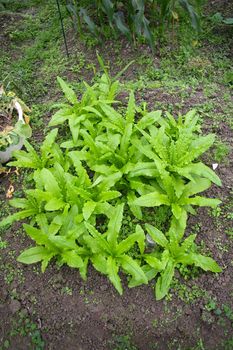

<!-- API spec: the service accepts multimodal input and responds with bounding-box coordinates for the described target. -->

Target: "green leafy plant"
[142,214,221,300]
[84,204,147,294]
[0,68,222,300]
[65,0,203,49]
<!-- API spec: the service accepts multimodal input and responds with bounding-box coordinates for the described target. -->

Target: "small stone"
[9,300,21,314]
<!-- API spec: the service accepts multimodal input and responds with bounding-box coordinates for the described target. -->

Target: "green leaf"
[155,260,175,300]
[126,91,135,123]
[98,190,121,202]
[49,108,73,126]
[9,198,30,209]
[171,204,184,219]
[184,196,221,208]
[106,256,123,295]
[40,129,58,156]
[83,201,97,221]
[79,257,89,280]
[107,203,124,246]
[40,168,61,197]
[23,224,49,246]
[190,253,222,272]
[92,254,108,275]
[134,192,169,207]
[144,256,164,270]
[135,224,145,254]
[177,162,221,186]
[127,191,142,220]
[120,255,148,284]
[168,212,187,241]
[116,232,141,255]
[62,250,84,269]
[17,246,51,264]
[45,198,65,211]
[0,209,38,228]
[57,77,77,104]
[137,111,162,130]
[145,224,168,248]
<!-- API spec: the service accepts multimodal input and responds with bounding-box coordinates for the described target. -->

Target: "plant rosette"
[0,90,31,163]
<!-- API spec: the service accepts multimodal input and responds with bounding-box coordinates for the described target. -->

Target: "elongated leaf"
[106,256,123,295]
[120,255,148,284]
[145,224,168,248]
[23,224,49,246]
[155,260,175,300]
[45,198,65,211]
[62,250,84,269]
[184,196,221,207]
[49,108,73,126]
[0,209,38,228]
[92,254,108,275]
[83,201,97,221]
[177,162,221,186]
[9,198,30,209]
[40,168,61,197]
[107,203,124,246]
[144,256,164,270]
[134,192,169,207]
[57,77,77,104]
[190,253,222,272]
[117,232,140,255]
[171,203,184,220]
[98,190,121,202]
[168,212,187,241]
[17,246,51,264]
[127,191,142,220]
[79,257,89,280]
[137,111,162,130]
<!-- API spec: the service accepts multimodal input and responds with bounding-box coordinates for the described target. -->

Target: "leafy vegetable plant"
[0,69,222,300]
[143,213,221,300]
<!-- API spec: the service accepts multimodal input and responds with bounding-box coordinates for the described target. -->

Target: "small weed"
[110,334,138,350]
[213,141,230,163]
[61,286,73,296]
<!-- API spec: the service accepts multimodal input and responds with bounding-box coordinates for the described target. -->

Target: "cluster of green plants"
[0,62,222,300]
[65,0,203,49]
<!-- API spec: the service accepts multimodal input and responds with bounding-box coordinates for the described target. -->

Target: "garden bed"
[0,1,232,349]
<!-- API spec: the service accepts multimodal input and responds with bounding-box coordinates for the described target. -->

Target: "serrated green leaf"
[106,256,123,295]
[57,77,77,105]
[190,253,222,272]
[62,250,84,269]
[184,196,221,207]
[83,201,97,221]
[91,254,108,275]
[40,168,61,197]
[107,203,124,246]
